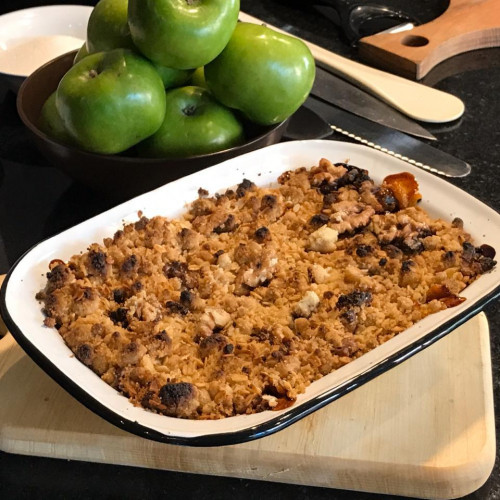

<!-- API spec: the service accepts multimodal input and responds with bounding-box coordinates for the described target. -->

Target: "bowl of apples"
[17,0,315,200]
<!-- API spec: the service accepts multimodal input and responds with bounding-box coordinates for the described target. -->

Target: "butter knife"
[304,96,471,177]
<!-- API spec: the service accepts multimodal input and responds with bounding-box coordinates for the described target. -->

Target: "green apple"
[138,86,244,158]
[87,0,135,53]
[87,0,190,89]
[56,49,166,154]
[153,63,194,90]
[73,43,89,65]
[205,23,315,125]
[39,92,75,145]
[128,0,240,69]
[190,67,208,89]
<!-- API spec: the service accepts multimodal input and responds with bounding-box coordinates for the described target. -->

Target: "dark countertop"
[1,1,499,499]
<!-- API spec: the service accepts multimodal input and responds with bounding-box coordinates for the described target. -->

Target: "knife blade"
[312,66,436,140]
[304,96,471,177]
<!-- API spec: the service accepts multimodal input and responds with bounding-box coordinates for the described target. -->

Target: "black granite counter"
[1,1,499,498]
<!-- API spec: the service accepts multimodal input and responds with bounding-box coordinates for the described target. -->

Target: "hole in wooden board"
[401,35,429,47]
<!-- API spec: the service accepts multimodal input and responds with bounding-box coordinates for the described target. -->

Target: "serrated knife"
[312,66,436,140]
[303,96,471,177]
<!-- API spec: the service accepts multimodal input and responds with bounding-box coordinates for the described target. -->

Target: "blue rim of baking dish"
[1,245,499,447]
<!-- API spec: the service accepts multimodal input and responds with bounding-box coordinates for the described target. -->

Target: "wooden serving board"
[358,0,500,79]
[0,311,495,499]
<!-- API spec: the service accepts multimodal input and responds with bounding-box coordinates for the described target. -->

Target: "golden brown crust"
[36,159,496,419]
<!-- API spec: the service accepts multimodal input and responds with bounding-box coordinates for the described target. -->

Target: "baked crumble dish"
[36,159,497,419]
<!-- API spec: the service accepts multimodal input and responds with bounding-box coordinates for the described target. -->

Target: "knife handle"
[358,0,500,79]
[238,11,464,123]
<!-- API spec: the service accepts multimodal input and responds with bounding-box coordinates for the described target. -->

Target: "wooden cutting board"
[358,0,500,79]
[0,312,495,499]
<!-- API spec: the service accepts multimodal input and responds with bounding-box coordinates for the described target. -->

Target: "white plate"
[2,140,499,446]
[0,5,91,89]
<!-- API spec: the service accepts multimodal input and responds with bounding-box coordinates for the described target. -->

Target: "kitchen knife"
[312,66,435,140]
[304,96,471,177]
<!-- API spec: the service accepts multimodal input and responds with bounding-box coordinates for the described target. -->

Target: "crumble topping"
[36,158,496,419]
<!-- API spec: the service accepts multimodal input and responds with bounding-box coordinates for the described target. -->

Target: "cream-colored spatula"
[239,12,465,123]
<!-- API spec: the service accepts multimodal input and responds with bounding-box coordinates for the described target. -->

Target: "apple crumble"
[36,159,496,419]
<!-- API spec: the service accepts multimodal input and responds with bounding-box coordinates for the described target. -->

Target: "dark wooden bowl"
[17,51,289,200]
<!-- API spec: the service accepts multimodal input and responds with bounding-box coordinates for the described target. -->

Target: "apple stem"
[88,69,98,79]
